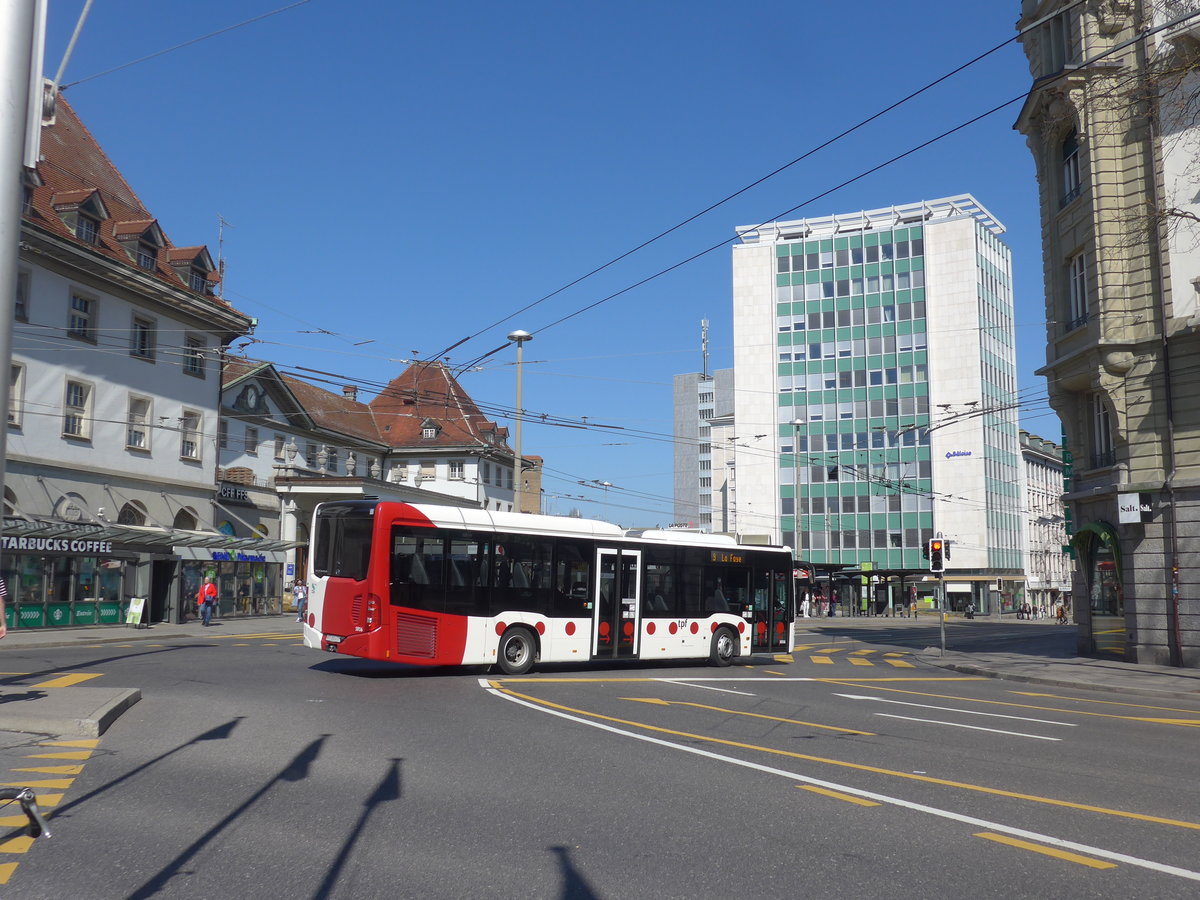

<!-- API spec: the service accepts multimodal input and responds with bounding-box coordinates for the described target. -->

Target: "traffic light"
[928,539,945,573]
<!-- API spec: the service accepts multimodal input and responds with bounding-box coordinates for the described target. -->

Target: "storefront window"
[1089,548,1122,616]
[1,553,128,628]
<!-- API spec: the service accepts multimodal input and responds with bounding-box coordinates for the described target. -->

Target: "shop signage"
[1117,492,1152,524]
[2,536,114,554]
[944,450,973,459]
[212,550,267,562]
[216,484,252,504]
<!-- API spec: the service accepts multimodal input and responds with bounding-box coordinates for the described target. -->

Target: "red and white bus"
[302,500,795,674]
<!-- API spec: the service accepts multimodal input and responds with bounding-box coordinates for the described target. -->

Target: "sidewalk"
[800,615,1200,703]
[0,615,301,736]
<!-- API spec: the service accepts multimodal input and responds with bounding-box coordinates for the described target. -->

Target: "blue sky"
[45,0,1055,527]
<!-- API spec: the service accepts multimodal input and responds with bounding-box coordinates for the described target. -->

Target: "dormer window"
[77,214,99,245]
[137,241,157,271]
[168,246,218,295]
[113,219,165,271]
[422,427,437,439]
[52,189,108,246]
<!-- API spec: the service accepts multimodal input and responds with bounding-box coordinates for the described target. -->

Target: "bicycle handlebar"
[0,787,52,839]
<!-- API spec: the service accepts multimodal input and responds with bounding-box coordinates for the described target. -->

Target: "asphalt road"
[1,628,1197,899]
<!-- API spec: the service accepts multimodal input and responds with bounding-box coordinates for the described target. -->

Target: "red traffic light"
[930,540,943,551]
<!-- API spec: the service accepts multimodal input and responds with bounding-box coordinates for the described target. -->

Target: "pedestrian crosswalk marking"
[38,739,99,749]
[0,778,74,790]
[25,751,92,761]
[811,656,834,664]
[887,659,916,668]
[850,649,876,656]
[849,658,873,667]
[0,836,36,855]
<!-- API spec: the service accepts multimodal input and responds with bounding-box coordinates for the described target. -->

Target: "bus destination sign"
[710,550,745,564]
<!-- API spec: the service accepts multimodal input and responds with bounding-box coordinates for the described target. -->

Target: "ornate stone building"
[1015,0,1200,665]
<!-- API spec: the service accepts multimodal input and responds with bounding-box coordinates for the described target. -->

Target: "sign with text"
[1117,492,1152,524]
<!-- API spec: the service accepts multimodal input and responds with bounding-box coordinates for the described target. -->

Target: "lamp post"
[507,330,533,513]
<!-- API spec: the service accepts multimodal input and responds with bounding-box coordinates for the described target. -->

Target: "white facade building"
[732,195,1024,611]
[1020,430,1072,612]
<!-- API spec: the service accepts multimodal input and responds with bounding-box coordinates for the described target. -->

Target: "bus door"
[593,548,641,660]
[751,568,792,653]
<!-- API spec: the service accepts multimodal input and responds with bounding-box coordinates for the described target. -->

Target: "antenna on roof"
[217,214,234,298]
[701,318,709,379]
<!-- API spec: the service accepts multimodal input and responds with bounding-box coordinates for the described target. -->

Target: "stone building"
[1015,0,1200,664]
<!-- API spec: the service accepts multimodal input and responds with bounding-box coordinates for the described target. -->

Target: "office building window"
[63,380,93,439]
[127,395,151,450]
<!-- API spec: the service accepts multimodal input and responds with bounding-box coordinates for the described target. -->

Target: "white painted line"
[487,688,1200,883]
[833,693,1077,727]
[871,713,1062,742]
[663,680,756,696]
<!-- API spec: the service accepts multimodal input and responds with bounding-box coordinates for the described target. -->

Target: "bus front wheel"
[710,627,736,667]
[497,627,537,676]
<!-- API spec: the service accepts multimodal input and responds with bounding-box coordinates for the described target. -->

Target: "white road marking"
[488,687,1200,883]
[834,693,1077,727]
[871,712,1062,741]
[662,680,756,696]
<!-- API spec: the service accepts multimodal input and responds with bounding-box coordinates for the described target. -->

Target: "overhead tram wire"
[455,0,1092,351]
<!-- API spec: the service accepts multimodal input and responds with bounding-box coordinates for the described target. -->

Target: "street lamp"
[507,329,533,513]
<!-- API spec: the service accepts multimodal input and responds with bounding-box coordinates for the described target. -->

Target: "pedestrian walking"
[293,581,308,623]
[198,577,217,627]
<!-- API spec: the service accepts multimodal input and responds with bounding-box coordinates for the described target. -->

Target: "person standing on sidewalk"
[198,577,217,627]
[293,581,307,623]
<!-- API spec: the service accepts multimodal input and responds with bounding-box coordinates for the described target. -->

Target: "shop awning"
[2,516,302,553]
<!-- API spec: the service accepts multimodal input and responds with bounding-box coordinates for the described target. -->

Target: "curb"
[922,658,1200,703]
[0,687,142,738]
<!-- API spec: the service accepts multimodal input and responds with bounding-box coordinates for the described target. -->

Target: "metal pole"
[939,571,946,655]
[0,1,38,637]
[507,330,532,513]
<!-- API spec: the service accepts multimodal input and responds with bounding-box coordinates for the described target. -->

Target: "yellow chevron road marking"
[40,739,99,748]
[27,673,102,689]
[811,656,834,664]
[849,658,874,667]
[975,832,1116,869]
[12,765,82,776]
[0,861,18,884]
[0,836,35,854]
[800,785,881,807]
[887,659,915,668]
[26,751,92,761]
[0,779,74,790]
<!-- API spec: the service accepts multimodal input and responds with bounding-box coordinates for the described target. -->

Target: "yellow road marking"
[815,647,846,654]
[621,697,873,735]
[887,659,915,668]
[764,670,789,676]
[850,649,876,656]
[975,832,1116,869]
[499,687,1200,832]
[0,816,37,828]
[233,643,250,646]
[26,751,92,761]
[849,658,873,667]
[12,765,82,775]
[0,779,73,790]
[27,673,102,689]
[30,794,62,808]
[40,739,98,748]
[811,656,834,665]
[1010,691,1200,715]
[774,655,795,663]
[0,861,18,884]
[884,652,906,657]
[801,785,881,807]
[0,836,35,854]
[821,680,1200,727]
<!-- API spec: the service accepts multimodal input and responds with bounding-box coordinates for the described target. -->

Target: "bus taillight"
[365,593,380,628]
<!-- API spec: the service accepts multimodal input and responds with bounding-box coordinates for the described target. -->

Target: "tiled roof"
[24,96,233,307]
[370,362,511,452]
[281,374,382,443]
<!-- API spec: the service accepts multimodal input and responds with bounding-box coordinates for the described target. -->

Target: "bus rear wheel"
[497,627,536,676]
[710,627,736,667]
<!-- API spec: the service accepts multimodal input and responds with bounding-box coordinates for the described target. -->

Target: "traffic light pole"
[939,570,946,656]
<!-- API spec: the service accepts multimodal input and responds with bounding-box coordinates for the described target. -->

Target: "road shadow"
[549,845,601,900]
[310,759,403,900]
